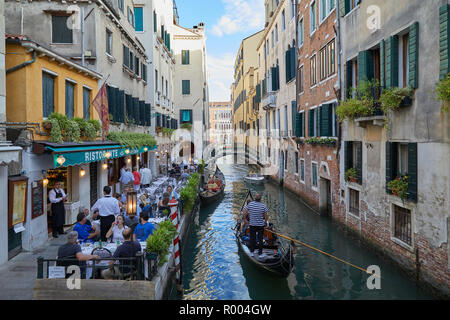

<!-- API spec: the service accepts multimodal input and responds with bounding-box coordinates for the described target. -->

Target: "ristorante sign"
[52,145,155,168]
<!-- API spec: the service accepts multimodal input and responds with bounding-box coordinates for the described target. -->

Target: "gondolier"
[49,181,67,238]
[243,193,268,258]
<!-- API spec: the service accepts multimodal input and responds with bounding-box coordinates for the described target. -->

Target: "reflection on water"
[175,159,431,300]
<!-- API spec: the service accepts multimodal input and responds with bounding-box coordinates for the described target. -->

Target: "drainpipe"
[335,0,343,161]
[6,50,36,74]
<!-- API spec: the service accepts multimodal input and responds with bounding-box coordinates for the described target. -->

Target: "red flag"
[92,83,110,142]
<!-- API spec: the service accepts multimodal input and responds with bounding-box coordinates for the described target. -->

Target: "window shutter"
[380,40,386,88]
[295,113,302,137]
[290,47,296,82]
[385,35,399,89]
[308,109,315,137]
[407,143,418,202]
[291,101,297,136]
[276,65,280,90]
[145,103,151,126]
[356,141,363,184]
[339,0,350,17]
[139,101,145,126]
[125,94,132,123]
[285,49,291,83]
[440,5,450,80]
[153,11,157,32]
[345,61,353,98]
[357,50,374,83]
[385,142,398,193]
[409,22,419,89]
[271,67,277,91]
[344,141,352,173]
[109,87,117,122]
[320,104,332,137]
[117,90,125,123]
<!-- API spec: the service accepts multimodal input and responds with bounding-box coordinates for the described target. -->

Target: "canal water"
[171,160,432,300]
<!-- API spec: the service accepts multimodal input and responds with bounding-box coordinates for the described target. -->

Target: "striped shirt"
[247,201,267,227]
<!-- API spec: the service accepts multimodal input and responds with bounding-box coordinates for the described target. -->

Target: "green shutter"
[291,101,297,135]
[153,11,157,32]
[345,61,353,98]
[356,141,362,184]
[380,40,386,88]
[357,50,374,83]
[385,142,398,193]
[319,104,332,137]
[409,22,419,89]
[285,49,291,83]
[439,5,450,80]
[271,67,277,91]
[407,143,418,202]
[290,47,296,82]
[295,113,302,137]
[308,109,315,137]
[339,0,351,17]
[385,35,399,89]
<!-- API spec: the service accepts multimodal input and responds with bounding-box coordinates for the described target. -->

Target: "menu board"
[32,181,44,219]
[8,176,28,228]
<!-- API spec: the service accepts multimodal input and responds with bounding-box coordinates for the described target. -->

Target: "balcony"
[262,92,277,110]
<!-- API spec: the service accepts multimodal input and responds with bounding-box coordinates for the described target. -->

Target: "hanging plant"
[379,86,414,113]
[107,131,156,149]
[180,123,192,131]
[47,112,69,132]
[64,119,81,143]
[337,80,379,121]
[435,74,450,113]
[48,119,63,143]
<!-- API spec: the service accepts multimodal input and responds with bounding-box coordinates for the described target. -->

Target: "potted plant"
[387,176,409,201]
[379,86,414,113]
[435,73,450,113]
[337,80,380,121]
[345,168,358,183]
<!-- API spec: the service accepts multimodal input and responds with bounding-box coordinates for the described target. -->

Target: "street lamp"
[127,191,137,216]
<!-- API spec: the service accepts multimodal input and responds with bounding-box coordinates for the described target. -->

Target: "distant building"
[209,102,233,156]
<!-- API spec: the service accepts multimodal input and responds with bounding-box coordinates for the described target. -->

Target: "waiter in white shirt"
[139,164,152,188]
[90,185,120,241]
[49,181,67,238]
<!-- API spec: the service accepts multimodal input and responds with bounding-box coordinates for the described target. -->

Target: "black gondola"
[199,166,225,205]
[235,190,295,277]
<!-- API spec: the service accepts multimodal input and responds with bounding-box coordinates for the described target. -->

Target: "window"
[399,33,410,88]
[127,6,134,27]
[291,0,295,19]
[310,54,317,86]
[271,30,274,48]
[393,205,412,246]
[182,80,191,95]
[300,159,305,182]
[153,11,157,32]
[312,162,318,188]
[118,0,124,12]
[319,39,336,81]
[52,15,73,43]
[285,151,288,170]
[83,87,91,120]
[294,152,299,174]
[398,143,409,176]
[299,65,304,93]
[349,188,360,216]
[182,50,190,65]
[142,63,147,82]
[155,69,158,92]
[345,141,362,184]
[135,57,140,75]
[320,0,335,22]
[134,7,143,32]
[42,72,55,118]
[106,29,113,55]
[129,51,134,71]
[275,24,278,43]
[310,1,317,34]
[65,81,75,119]
[123,45,130,67]
[298,18,304,47]
[282,10,286,30]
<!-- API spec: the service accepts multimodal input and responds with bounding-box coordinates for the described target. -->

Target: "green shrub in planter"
[344,168,357,182]
[146,219,178,266]
[436,74,450,113]
[380,87,414,113]
[64,119,81,143]
[387,176,409,201]
[336,98,373,121]
[180,123,192,131]
[48,119,63,143]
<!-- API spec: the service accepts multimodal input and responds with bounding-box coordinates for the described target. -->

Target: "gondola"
[199,166,225,205]
[235,190,295,277]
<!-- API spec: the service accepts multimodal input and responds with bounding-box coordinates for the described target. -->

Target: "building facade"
[338,0,450,296]
[172,22,209,162]
[289,0,340,216]
[209,101,233,155]
[232,30,264,164]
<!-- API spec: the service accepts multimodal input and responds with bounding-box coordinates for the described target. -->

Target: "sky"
[175,0,265,102]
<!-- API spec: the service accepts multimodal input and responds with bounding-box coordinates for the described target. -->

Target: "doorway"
[319,178,332,217]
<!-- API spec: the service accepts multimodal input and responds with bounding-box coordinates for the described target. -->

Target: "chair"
[91,247,112,258]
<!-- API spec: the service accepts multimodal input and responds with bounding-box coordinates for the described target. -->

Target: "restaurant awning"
[33,141,157,168]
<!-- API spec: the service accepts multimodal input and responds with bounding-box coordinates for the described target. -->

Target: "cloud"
[211,0,265,37]
[207,52,235,101]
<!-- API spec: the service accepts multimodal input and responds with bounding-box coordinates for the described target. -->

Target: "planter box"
[399,97,413,108]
